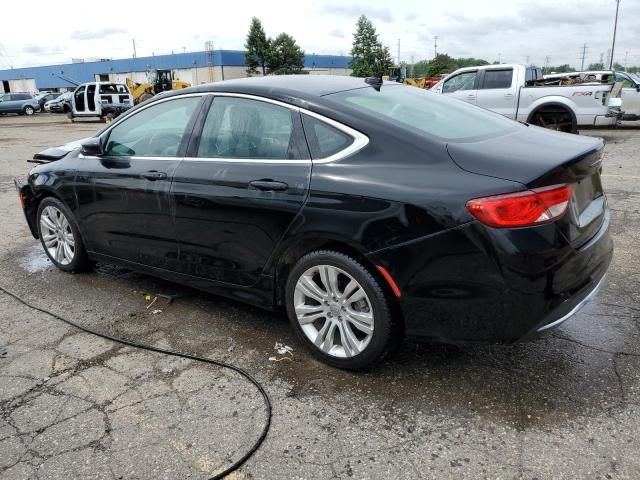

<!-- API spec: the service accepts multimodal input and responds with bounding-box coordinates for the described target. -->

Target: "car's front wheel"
[37,197,90,272]
[285,250,400,370]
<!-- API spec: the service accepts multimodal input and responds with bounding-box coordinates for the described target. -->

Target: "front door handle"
[142,171,167,181]
[249,179,289,192]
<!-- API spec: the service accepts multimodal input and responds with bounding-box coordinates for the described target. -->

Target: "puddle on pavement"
[19,243,53,273]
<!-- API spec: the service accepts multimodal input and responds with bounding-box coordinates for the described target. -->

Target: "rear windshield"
[329,85,518,141]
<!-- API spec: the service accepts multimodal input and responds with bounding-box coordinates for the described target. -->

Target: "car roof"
[166,75,387,107]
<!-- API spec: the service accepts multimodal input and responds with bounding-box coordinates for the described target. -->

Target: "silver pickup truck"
[431,64,620,132]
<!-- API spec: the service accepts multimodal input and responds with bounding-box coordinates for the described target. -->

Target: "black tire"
[36,197,91,272]
[285,250,401,370]
[528,106,576,133]
[23,105,35,116]
[138,92,154,103]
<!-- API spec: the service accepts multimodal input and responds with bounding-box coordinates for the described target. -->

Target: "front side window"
[443,71,477,93]
[330,85,518,141]
[481,69,513,89]
[198,97,295,159]
[104,97,201,157]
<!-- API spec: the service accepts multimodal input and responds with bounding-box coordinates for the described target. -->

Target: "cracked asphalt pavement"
[1,115,639,479]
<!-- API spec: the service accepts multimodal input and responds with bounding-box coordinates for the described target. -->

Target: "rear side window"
[198,97,296,159]
[330,85,518,141]
[302,115,353,159]
[16,94,31,100]
[481,69,513,89]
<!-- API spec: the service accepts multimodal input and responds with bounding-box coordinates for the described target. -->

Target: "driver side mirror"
[81,137,104,156]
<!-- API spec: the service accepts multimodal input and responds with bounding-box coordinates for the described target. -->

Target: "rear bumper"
[368,211,613,344]
[593,114,618,127]
[534,273,606,334]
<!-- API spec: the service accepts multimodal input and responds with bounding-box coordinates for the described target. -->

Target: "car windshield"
[329,84,518,141]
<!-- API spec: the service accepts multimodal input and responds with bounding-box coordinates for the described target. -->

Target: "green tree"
[267,33,306,75]
[426,53,456,76]
[588,62,605,71]
[245,17,270,76]
[349,15,392,77]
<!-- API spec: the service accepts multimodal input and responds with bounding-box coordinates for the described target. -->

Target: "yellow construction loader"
[126,69,190,104]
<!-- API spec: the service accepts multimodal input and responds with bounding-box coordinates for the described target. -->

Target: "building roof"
[0,50,351,89]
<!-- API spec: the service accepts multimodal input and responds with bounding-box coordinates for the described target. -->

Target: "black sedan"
[15,76,613,369]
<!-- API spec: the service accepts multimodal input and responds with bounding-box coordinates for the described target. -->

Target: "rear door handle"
[504,93,514,98]
[142,171,167,181]
[249,179,289,192]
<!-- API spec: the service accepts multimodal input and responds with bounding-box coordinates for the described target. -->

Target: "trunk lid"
[447,126,606,247]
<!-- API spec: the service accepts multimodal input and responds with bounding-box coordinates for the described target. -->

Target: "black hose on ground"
[0,284,271,480]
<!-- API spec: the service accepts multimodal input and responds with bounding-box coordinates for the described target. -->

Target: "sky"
[1,0,638,70]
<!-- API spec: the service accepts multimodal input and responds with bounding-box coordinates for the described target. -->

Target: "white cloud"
[1,0,637,69]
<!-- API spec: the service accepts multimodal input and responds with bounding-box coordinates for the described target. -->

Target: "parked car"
[545,70,640,121]
[45,92,72,113]
[15,76,613,369]
[35,92,62,111]
[70,82,133,120]
[0,93,40,115]
[431,64,620,132]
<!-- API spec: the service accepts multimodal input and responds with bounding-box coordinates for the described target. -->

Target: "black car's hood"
[33,138,88,162]
[446,125,604,187]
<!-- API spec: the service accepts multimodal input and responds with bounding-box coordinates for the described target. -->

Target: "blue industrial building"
[0,50,352,92]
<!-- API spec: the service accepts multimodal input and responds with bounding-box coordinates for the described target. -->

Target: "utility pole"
[132,39,137,58]
[434,36,438,58]
[544,55,550,73]
[397,38,400,65]
[624,51,628,71]
[525,55,530,64]
[610,0,621,69]
[580,43,587,71]
[498,53,502,64]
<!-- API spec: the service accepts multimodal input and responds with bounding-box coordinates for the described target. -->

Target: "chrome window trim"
[300,110,369,164]
[89,91,369,165]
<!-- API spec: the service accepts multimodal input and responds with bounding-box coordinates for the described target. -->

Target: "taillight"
[466,184,572,228]
[18,191,27,208]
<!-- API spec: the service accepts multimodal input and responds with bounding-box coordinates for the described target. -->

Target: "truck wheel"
[529,106,576,133]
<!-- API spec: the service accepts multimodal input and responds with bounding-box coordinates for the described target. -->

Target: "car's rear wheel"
[23,106,35,116]
[37,197,90,272]
[285,250,400,370]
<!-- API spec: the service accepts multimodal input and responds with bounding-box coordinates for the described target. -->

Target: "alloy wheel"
[294,265,374,358]
[40,206,75,265]
[24,106,34,115]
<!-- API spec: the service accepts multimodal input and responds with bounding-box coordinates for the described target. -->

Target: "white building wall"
[9,78,37,93]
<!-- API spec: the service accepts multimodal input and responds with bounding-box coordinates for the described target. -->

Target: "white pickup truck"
[544,70,640,121]
[431,64,620,132]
